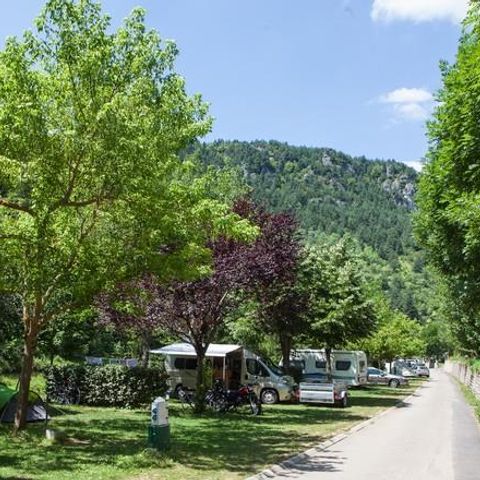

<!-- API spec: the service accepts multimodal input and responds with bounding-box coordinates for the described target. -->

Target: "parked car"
[414,364,430,377]
[367,367,408,388]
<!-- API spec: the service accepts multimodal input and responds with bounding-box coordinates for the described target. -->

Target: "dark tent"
[0,383,48,423]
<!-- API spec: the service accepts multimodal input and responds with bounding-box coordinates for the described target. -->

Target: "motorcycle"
[208,379,262,415]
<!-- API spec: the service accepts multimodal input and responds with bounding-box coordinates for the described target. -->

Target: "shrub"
[45,364,168,408]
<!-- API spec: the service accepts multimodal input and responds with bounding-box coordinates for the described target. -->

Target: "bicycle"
[50,383,81,405]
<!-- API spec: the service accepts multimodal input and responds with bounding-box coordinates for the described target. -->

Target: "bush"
[45,364,168,408]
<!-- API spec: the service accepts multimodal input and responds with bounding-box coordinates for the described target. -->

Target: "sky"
[0,0,469,170]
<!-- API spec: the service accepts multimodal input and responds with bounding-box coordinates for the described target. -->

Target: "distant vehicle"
[288,349,368,387]
[391,360,417,377]
[150,343,296,404]
[414,364,430,377]
[298,380,348,407]
[367,367,409,388]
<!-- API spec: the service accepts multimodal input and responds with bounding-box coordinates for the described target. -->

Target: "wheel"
[173,384,186,399]
[260,388,279,405]
[389,379,400,388]
[249,395,262,415]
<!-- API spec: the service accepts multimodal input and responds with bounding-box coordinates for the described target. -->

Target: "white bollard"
[151,396,168,426]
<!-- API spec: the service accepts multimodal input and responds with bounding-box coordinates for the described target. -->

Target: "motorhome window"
[174,358,185,369]
[185,358,198,370]
[315,360,327,369]
[291,360,305,371]
[336,360,351,371]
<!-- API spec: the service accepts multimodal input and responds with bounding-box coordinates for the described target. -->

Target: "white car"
[415,364,430,377]
[367,367,409,388]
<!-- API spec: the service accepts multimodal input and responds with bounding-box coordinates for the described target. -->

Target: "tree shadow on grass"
[0,408,357,478]
[0,385,417,479]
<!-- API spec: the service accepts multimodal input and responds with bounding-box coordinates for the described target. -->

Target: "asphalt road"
[267,369,480,480]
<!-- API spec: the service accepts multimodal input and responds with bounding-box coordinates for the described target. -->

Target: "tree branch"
[0,198,33,215]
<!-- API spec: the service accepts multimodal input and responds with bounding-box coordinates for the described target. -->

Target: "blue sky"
[0,0,469,169]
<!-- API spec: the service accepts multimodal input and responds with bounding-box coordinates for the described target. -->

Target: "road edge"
[245,384,424,480]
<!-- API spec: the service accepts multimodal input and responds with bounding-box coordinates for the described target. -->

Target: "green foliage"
[422,319,453,359]
[354,301,426,363]
[45,364,168,408]
[0,0,254,428]
[0,295,22,372]
[415,4,480,356]
[299,238,376,350]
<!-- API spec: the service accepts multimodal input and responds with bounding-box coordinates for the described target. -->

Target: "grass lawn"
[0,377,425,480]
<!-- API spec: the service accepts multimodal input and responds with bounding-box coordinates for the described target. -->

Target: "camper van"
[150,343,296,404]
[289,349,368,387]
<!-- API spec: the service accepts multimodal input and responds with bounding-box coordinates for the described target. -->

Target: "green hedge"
[45,364,168,408]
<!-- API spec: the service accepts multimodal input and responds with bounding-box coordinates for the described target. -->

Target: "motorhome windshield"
[263,358,284,376]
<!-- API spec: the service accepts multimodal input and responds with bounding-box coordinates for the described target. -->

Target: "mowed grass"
[0,376,426,480]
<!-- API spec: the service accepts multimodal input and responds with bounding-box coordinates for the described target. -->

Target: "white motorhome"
[289,349,368,387]
[150,343,296,404]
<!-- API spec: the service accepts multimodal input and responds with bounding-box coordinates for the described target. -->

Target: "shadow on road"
[273,452,346,477]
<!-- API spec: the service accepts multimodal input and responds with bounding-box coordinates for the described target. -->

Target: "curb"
[245,386,422,480]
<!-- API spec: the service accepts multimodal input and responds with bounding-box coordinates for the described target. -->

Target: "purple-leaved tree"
[233,199,305,369]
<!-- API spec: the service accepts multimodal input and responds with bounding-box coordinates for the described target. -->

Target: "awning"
[150,343,242,358]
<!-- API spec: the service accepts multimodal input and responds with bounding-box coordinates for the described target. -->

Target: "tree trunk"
[14,311,40,433]
[140,334,151,368]
[194,346,207,413]
[325,346,333,382]
[280,334,292,369]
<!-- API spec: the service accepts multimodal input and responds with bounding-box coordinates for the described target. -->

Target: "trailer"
[298,381,348,407]
[289,349,368,387]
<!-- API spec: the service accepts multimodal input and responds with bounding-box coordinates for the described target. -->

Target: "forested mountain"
[188,140,418,261]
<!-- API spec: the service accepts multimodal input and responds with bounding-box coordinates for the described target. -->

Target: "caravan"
[150,343,296,404]
[289,349,368,387]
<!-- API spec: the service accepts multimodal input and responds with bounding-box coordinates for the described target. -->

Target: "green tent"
[0,383,48,423]
[0,383,16,410]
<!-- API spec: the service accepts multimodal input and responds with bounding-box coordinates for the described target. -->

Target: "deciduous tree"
[415,3,480,355]
[0,0,224,430]
[233,200,305,368]
[299,239,376,379]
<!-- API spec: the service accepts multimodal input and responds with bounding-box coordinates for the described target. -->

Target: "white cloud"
[381,87,432,104]
[371,0,468,24]
[402,160,424,172]
[380,87,433,121]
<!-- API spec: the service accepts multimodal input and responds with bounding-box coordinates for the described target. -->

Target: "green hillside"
[189,140,418,261]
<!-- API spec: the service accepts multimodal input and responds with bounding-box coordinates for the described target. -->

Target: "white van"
[150,343,296,404]
[289,349,368,387]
